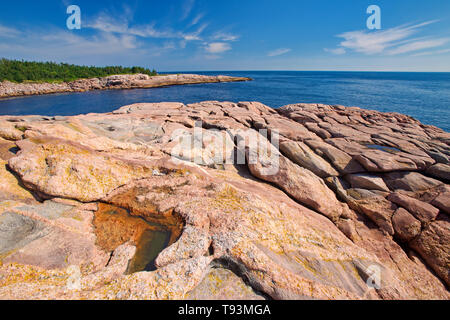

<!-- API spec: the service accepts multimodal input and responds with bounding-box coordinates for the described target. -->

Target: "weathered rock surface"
[432,192,450,215]
[427,163,450,181]
[392,208,422,242]
[0,101,449,300]
[0,74,252,99]
[383,172,443,192]
[279,140,339,178]
[410,217,450,286]
[387,193,440,224]
[346,173,390,192]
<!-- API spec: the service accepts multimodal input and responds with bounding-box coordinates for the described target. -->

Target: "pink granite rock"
[432,192,450,215]
[410,217,450,286]
[388,193,440,224]
[427,163,450,181]
[0,101,449,300]
[392,208,421,242]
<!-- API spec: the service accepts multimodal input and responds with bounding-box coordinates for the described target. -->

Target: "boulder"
[347,196,396,235]
[8,138,159,202]
[410,217,450,286]
[355,151,418,172]
[279,140,339,178]
[0,159,36,203]
[391,208,421,242]
[426,163,450,181]
[0,121,24,141]
[432,192,450,215]
[305,140,365,174]
[388,193,440,224]
[383,172,443,192]
[346,173,390,192]
[232,129,347,222]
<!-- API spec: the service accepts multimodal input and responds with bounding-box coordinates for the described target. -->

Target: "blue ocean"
[0,71,449,132]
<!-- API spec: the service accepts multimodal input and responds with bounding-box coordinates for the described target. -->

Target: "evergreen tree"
[0,58,158,83]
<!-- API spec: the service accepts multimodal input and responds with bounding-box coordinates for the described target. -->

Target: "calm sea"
[0,71,449,132]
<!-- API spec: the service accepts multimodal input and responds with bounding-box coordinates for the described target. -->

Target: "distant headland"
[0,59,251,98]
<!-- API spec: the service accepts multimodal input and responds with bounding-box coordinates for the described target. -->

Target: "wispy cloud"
[189,13,204,27]
[0,24,21,37]
[411,48,450,57]
[204,42,231,54]
[268,48,291,57]
[182,23,208,41]
[324,47,346,55]
[0,28,144,60]
[86,11,207,42]
[181,0,195,21]
[202,31,239,57]
[213,32,239,42]
[0,4,239,64]
[326,20,448,56]
[387,38,449,55]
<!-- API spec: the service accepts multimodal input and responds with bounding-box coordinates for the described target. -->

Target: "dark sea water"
[0,71,449,132]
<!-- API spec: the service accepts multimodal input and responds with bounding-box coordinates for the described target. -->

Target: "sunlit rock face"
[0,101,449,300]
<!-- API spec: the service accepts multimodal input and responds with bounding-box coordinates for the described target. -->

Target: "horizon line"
[160,70,450,73]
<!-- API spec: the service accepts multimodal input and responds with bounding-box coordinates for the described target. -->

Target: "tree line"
[0,58,158,83]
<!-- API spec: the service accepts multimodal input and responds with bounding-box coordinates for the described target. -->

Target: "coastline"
[0,100,449,299]
[0,73,252,99]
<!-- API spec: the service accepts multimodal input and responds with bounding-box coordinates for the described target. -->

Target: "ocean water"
[0,71,449,132]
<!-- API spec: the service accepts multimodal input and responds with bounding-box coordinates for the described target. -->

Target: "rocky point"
[0,73,251,98]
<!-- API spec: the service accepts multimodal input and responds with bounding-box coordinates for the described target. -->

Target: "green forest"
[0,58,158,83]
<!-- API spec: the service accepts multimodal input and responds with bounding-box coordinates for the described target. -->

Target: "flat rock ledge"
[0,73,251,99]
[0,101,449,300]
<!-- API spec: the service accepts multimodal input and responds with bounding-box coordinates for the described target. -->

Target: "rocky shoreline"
[0,101,449,300]
[0,74,251,99]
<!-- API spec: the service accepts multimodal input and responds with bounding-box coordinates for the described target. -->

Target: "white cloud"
[204,54,220,60]
[205,42,231,54]
[7,30,140,55]
[0,24,21,37]
[85,14,129,34]
[87,14,176,39]
[268,48,291,57]
[324,47,346,55]
[189,13,204,27]
[86,11,208,43]
[213,32,239,42]
[326,20,447,56]
[181,0,195,21]
[387,38,449,55]
[0,24,181,64]
[0,5,240,65]
[182,23,208,41]
[412,48,450,57]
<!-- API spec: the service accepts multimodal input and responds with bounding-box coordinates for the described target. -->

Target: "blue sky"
[0,0,449,71]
